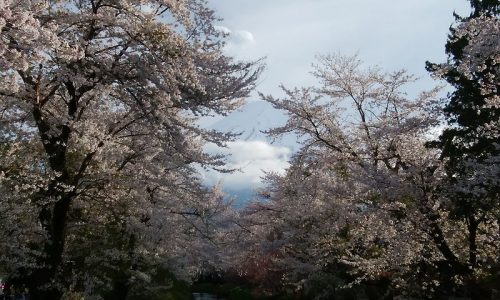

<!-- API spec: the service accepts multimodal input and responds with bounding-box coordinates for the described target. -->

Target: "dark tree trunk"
[418,204,467,275]
[28,193,73,300]
[467,215,478,268]
[29,104,74,300]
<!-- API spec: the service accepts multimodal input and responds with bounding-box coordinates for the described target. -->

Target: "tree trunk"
[28,194,72,300]
[26,91,75,299]
[468,215,478,268]
[419,206,468,275]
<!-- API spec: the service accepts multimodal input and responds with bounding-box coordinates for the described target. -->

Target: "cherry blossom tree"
[0,0,262,299]
[247,53,499,298]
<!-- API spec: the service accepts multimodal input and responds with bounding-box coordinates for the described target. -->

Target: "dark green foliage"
[426,1,499,217]
[423,0,499,295]
[426,1,499,162]
[469,0,499,16]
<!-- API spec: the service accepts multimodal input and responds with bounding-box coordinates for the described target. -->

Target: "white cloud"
[200,140,290,189]
[231,30,255,45]
[214,25,256,56]
[214,25,231,35]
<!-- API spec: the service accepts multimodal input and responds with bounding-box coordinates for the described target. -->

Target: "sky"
[198,0,471,198]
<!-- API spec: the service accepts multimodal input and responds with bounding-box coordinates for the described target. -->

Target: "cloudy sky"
[199,0,470,196]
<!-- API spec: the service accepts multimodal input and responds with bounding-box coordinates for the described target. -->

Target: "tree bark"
[467,215,478,268]
[27,100,74,299]
[419,206,467,275]
[28,189,73,300]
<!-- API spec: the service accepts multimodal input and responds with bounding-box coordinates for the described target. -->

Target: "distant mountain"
[224,187,258,208]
